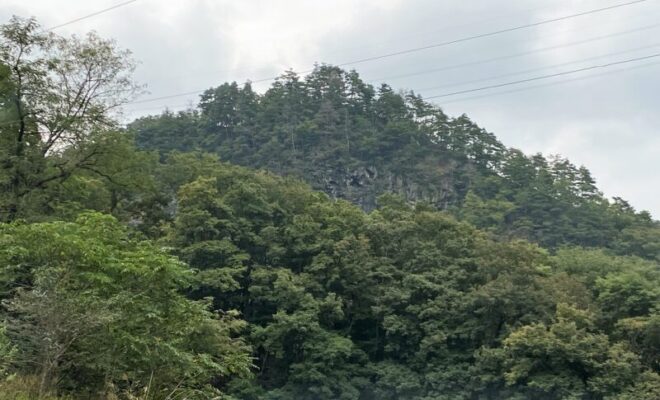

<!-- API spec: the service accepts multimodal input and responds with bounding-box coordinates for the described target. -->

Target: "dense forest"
[131,68,659,258]
[0,17,658,400]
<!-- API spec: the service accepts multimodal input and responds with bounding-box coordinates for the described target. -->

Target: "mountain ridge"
[130,65,659,259]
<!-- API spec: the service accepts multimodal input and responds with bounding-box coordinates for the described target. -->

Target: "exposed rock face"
[306,164,457,211]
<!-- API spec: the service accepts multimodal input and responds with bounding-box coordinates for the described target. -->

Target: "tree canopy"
[0,16,658,400]
[130,66,660,260]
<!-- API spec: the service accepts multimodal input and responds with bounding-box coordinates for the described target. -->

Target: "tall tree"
[0,16,140,221]
[0,213,252,397]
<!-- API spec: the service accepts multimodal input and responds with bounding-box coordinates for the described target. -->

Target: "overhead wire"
[156,0,609,84]
[369,22,660,83]
[147,11,660,90]
[129,52,660,114]
[334,0,648,68]
[127,42,660,114]
[423,53,660,100]
[416,42,660,93]
[0,0,140,128]
[125,0,649,106]
[4,0,655,122]
[0,0,138,126]
[434,60,660,105]
[44,0,138,31]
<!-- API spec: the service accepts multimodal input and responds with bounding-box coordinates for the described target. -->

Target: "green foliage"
[0,324,15,378]
[1,16,658,400]
[0,213,251,398]
[615,314,660,371]
[130,66,659,259]
[0,16,140,222]
[0,376,70,400]
[479,304,645,399]
[155,157,659,399]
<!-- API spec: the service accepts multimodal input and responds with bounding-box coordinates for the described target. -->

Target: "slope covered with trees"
[0,17,658,400]
[131,67,660,259]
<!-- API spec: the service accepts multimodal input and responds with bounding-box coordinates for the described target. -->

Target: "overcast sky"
[2,0,659,217]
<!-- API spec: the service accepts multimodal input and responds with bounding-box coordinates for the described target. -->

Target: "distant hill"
[130,65,659,259]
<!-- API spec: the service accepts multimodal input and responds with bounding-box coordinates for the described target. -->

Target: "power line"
[417,42,660,93]
[334,0,648,68]
[8,0,654,119]
[18,58,660,126]
[157,0,597,84]
[434,60,660,105]
[126,74,289,105]
[127,49,660,117]
[128,89,206,105]
[0,1,140,128]
[424,53,660,100]
[12,51,660,127]
[129,41,660,112]
[126,0,648,106]
[132,59,660,114]
[44,0,138,31]
[137,52,660,112]
[369,22,660,83]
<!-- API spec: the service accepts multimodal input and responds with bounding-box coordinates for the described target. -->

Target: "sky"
[2,0,659,217]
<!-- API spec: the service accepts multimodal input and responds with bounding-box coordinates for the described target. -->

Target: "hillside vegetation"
[131,66,659,259]
[0,17,658,399]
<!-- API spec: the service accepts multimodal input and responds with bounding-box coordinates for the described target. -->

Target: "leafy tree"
[0,213,251,397]
[0,17,140,221]
[130,66,659,259]
[0,15,658,400]
[0,324,14,378]
[615,313,660,371]
[479,304,658,399]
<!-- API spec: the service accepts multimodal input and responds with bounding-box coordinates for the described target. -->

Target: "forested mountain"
[0,17,658,400]
[130,66,660,259]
